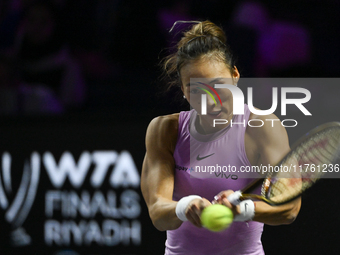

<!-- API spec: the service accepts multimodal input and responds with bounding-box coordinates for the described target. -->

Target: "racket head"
[261,122,340,205]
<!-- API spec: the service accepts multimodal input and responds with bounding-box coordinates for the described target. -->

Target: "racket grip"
[227,191,242,205]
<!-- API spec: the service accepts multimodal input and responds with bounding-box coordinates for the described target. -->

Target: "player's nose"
[207,95,221,111]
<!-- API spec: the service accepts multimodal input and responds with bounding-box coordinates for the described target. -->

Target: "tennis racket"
[225,122,340,206]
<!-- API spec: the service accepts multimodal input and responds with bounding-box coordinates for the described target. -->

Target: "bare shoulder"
[146,113,180,152]
[246,113,290,165]
[148,113,179,130]
[246,113,288,143]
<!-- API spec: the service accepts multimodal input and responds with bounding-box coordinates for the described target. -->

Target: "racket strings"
[296,132,338,168]
[266,125,340,204]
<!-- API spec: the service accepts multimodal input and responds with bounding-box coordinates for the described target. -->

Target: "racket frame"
[236,122,340,206]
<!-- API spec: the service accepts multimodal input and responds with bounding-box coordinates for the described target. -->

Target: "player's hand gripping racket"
[225,122,340,206]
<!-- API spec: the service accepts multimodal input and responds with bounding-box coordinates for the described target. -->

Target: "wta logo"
[0,152,40,246]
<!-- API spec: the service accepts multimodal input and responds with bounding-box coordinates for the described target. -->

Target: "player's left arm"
[216,114,301,225]
[247,113,301,225]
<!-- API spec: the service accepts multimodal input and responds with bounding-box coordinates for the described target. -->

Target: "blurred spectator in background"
[2,1,86,114]
[0,53,63,115]
[257,21,311,76]
[15,1,86,110]
[0,0,338,116]
[231,1,270,35]
[231,1,311,77]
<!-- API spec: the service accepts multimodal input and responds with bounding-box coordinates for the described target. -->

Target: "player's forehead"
[180,59,232,85]
[188,78,235,87]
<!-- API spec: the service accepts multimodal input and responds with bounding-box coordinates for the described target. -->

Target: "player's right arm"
[142,114,211,231]
[141,114,183,231]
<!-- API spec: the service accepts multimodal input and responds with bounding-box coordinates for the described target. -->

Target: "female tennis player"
[141,20,301,255]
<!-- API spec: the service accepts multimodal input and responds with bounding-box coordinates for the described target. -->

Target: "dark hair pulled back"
[162,20,236,89]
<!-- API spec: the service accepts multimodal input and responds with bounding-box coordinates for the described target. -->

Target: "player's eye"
[190,88,200,94]
[190,88,201,94]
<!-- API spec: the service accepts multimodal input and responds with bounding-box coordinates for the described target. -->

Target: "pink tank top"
[166,105,264,255]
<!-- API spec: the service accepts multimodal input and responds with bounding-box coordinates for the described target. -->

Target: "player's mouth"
[207,111,222,117]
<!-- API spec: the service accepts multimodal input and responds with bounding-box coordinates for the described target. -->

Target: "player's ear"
[233,66,240,79]
[232,66,240,85]
[180,82,186,98]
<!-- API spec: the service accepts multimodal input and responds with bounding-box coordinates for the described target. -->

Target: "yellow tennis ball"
[201,204,233,232]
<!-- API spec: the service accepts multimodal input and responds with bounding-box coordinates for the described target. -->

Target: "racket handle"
[227,191,242,205]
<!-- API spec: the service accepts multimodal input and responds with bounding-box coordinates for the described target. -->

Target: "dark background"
[1,0,340,254]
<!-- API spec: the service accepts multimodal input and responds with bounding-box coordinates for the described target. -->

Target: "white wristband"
[233,200,255,222]
[227,190,242,205]
[175,195,202,221]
